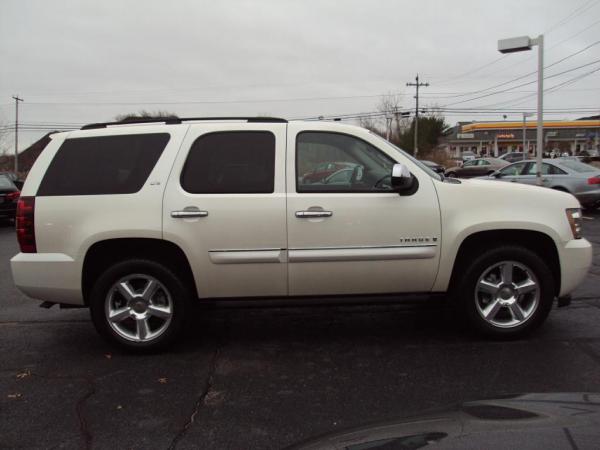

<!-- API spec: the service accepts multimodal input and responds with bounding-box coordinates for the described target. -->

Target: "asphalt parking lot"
[1,212,600,450]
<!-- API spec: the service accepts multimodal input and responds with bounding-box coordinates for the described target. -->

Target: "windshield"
[0,175,15,189]
[369,132,443,181]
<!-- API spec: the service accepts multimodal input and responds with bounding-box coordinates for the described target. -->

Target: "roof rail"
[80,117,288,130]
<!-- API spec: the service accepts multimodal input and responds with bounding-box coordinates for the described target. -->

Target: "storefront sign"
[457,133,474,139]
[497,133,514,139]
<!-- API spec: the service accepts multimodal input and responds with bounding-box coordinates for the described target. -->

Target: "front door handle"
[295,210,333,218]
[171,209,208,218]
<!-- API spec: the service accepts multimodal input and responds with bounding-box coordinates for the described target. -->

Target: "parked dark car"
[0,171,23,190]
[0,174,21,222]
[420,160,445,175]
[445,157,508,178]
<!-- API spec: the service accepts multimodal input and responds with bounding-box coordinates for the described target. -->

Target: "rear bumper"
[558,238,593,297]
[10,253,84,305]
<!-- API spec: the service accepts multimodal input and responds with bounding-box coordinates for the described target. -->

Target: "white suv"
[11,117,592,351]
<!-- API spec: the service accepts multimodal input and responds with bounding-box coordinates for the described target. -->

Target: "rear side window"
[181,131,275,194]
[37,133,170,196]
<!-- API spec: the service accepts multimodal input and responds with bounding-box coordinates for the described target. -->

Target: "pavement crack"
[29,372,96,449]
[167,336,225,450]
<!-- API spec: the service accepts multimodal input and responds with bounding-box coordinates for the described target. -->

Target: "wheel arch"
[448,229,561,296]
[82,238,197,305]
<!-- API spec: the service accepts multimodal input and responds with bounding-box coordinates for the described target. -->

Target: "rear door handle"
[295,210,333,218]
[171,209,208,218]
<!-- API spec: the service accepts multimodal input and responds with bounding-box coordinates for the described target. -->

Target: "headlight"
[566,208,582,239]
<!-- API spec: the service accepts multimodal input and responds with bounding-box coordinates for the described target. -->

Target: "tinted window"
[297,132,395,193]
[38,134,169,196]
[548,164,567,175]
[181,131,275,194]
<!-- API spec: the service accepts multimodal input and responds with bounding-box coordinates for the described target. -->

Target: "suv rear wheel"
[454,246,555,338]
[90,259,189,351]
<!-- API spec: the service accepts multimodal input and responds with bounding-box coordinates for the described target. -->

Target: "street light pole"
[498,34,544,186]
[522,112,533,159]
[534,35,544,186]
[12,95,23,175]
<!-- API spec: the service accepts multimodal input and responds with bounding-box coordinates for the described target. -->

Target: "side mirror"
[391,163,416,194]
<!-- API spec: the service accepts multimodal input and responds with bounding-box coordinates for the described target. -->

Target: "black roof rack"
[80,117,288,130]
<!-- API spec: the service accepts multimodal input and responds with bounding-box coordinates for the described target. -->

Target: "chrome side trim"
[209,248,286,264]
[288,245,436,263]
[171,210,208,218]
[295,210,333,218]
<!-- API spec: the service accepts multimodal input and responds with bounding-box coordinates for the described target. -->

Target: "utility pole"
[12,95,24,174]
[406,74,429,157]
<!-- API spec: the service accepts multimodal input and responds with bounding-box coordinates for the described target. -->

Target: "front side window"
[296,132,395,193]
[499,162,527,176]
[37,133,170,196]
[181,131,275,194]
[478,160,491,166]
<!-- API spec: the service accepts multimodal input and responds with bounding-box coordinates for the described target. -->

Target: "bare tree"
[0,121,12,156]
[114,110,179,122]
[359,93,408,144]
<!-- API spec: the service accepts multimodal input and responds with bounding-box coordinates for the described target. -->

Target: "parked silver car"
[482,158,600,209]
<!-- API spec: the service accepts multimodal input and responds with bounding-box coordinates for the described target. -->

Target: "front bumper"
[10,252,84,305]
[558,238,593,297]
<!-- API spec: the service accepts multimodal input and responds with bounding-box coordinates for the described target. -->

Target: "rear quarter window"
[37,133,170,196]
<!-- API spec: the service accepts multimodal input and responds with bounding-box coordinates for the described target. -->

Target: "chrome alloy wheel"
[105,274,173,343]
[474,261,540,329]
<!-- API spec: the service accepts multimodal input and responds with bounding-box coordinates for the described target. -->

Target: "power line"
[421,39,600,100]
[544,0,600,34]
[439,57,600,107]
[433,0,600,85]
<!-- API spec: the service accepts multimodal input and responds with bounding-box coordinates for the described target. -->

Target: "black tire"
[453,245,555,339]
[90,259,190,352]
[446,172,456,178]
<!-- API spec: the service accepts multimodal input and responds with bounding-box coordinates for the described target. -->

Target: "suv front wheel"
[90,259,189,351]
[455,246,555,338]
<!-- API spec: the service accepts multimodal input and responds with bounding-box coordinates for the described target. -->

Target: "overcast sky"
[1,0,599,151]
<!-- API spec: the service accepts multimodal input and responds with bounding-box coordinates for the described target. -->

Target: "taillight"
[588,176,600,185]
[7,191,20,202]
[16,196,36,253]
